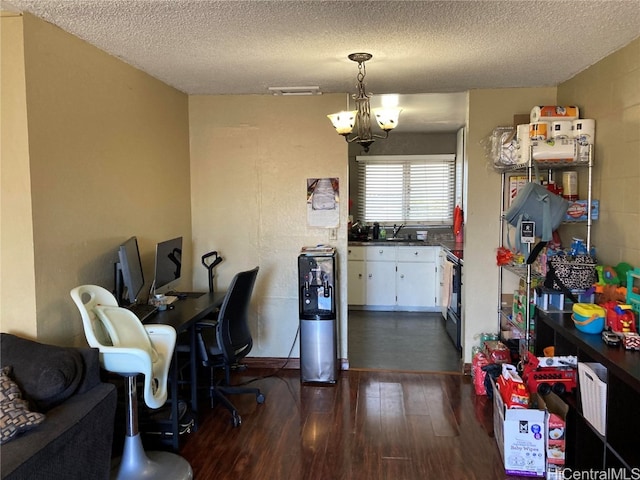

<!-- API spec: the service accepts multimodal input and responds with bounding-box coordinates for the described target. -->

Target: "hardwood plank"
[176,369,535,480]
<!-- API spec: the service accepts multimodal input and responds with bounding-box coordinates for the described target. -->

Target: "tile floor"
[347,310,462,373]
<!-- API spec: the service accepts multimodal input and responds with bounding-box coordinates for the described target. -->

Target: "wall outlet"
[329,229,337,241]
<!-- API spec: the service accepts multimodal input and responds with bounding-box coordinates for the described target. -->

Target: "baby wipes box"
[491,377,546,477]
[503,408,546,476]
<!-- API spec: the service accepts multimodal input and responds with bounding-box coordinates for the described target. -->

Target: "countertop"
[348,240,465,261]
[348,240,439,247]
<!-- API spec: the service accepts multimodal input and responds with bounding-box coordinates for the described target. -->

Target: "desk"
[145,291,225,450]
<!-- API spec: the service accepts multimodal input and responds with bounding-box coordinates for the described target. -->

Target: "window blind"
[356,154,456,225]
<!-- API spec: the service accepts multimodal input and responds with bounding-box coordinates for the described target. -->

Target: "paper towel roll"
[552,121,572,139]
[573,119,595,144]
[574,119,595,162]
[530,105,580,123]
[529,122,551,140]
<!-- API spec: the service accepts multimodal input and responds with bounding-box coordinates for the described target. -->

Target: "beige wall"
[462,38,639,363]
[189,94,349,358]
[464,87,557,363]
[1,15,37,338]
[1,14,192,346]
[558,37,640,267]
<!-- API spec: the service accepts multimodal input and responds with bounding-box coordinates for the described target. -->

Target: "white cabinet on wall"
[347,245,439,311]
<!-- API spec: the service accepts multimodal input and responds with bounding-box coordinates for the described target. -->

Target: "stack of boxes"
[491,371,569,477]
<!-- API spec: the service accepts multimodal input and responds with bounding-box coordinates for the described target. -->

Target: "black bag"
[544,254,597,301]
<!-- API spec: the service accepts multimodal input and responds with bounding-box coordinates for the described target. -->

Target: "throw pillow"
[0,333,84,412]
[0,366,45,445]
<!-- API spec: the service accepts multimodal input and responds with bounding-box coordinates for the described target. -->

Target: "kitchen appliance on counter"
[443,249,463,354]
[298,246,338,383]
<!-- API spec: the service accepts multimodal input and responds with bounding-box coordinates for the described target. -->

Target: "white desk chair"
[70,285,192,480]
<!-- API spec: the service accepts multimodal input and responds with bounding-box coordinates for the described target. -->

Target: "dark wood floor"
[176,368,530,480]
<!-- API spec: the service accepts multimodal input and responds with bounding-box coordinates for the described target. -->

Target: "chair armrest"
[196,319,218,329]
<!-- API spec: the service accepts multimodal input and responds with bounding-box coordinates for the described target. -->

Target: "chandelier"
[327,53,401,152]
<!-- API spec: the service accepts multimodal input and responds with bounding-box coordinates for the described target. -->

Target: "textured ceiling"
[3,0,640,132]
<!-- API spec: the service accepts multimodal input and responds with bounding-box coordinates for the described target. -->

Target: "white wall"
[189,94,349,359]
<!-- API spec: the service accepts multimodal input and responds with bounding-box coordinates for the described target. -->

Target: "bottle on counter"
[372,222,380,240]
[379,226,387,240]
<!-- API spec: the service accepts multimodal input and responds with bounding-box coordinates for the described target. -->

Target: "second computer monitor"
[117,236,145,306]
[154,236,183,293]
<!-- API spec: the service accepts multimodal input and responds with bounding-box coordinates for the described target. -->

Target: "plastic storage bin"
[577,362,607,435]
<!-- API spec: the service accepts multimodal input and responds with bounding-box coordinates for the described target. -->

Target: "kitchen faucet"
[392,224,405,238]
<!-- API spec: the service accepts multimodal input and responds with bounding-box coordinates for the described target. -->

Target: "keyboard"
[127,303,158,321]
[165,291,206,299]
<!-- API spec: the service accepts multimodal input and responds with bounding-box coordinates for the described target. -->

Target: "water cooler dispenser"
[298,246,338,384]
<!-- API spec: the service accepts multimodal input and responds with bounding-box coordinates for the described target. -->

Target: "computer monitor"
[116,236,145,306]
[153,236,182,294]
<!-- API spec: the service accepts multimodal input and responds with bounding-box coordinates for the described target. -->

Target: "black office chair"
[194,266,265,426]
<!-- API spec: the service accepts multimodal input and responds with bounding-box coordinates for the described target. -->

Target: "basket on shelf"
[577,362,607,436]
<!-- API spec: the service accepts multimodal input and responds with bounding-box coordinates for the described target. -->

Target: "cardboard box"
[537,393,568,468]
[491,377,546,477]
[564,199,599,222]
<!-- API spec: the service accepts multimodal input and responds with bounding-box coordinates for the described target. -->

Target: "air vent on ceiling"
[268,86,322,96]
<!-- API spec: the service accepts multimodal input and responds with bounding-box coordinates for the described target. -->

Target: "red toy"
[522,352,577,396]
[601,301,637,333]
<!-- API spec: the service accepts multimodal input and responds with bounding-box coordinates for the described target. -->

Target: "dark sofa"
[0,333,117,480]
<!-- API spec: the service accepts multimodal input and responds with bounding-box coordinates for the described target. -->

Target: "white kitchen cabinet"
[438,248,447,316]
[347,246,365,306]
[397,246,438,309]
[363,245,396,307]
[365,259,396,307]
[347,244,439,311]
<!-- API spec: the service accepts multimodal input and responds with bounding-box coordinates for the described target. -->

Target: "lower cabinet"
[347,245,438,310]
[396,246,437,308]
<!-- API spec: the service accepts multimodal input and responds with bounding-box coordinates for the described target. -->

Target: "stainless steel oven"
[445,250,463,353]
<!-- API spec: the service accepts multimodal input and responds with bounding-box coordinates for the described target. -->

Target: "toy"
[497,363,530,408]
[622,332,640,351]
[596,265,619,285]
[602,330,621,347]
[521,352,577,396]
[627,268,640,320]
[601,302,637,333]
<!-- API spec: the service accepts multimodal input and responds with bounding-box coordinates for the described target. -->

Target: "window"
[356,154,456,225]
